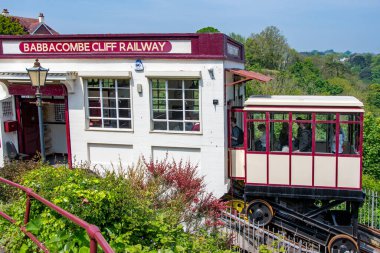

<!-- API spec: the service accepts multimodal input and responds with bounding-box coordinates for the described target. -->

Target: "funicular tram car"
[228,95,364,252]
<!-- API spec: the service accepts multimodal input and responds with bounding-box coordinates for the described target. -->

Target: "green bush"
[0,159,234,253]
[363,113,380,179]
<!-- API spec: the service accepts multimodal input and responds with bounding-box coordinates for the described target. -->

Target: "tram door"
[20,99,40,156]
[228,108,245,179]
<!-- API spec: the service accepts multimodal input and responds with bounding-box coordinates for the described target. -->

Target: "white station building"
[0,33,271,196]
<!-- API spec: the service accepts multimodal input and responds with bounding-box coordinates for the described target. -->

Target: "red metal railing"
[0,176,114,253]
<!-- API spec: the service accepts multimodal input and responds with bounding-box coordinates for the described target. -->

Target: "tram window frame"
[246,112,267,153]
[292,113,313,153]
[269,112,290,153]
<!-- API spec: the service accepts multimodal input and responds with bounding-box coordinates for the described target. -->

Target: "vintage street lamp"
[26,59,49,162]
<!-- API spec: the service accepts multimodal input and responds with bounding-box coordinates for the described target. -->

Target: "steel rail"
[0,176,114,253]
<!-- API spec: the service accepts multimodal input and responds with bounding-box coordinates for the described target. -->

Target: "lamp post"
[27,59,49,162]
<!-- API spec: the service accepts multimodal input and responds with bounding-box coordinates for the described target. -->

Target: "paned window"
[2,101,12,117]
[86,79,132,129]
[151,79,200,132]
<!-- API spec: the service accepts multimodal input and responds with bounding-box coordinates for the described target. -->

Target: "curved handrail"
[0,176,114,253]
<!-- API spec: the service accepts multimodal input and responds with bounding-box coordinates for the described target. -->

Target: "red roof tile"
[10,15,59,35]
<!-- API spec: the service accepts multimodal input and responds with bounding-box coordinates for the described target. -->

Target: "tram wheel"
[327,234,359,253]
[246,199,274,226]
[226,199,246,214]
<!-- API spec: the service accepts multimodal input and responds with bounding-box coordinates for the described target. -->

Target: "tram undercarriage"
[225,180,365,252]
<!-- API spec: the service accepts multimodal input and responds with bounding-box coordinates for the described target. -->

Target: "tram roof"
[244,96,364,108]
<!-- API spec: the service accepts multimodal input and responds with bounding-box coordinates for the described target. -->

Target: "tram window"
[247,121,267,152]
[340,123,361,154]
[340,113,360,122]
[270,122,289,152]
[293,113,312,121]
[292,121,312,153]
[270,112,289,120]
[316,113,334,121]
[315,123,335,153]
[247,112,265,120]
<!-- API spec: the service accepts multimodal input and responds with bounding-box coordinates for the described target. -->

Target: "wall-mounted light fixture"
[208,68,215,80]
[137,83,143,93]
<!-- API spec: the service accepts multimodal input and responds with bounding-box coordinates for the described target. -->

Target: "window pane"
[185,100,198,110]
[119,109,131,118]
[103,108,117,118]
[88,88,100,97]
[316,113,335,121]
[87,79,99,87]
[88,98,101,107]
[102,79,115,88]
[89,108,101,117]
[316,123,334,153]
[168,100,183,110]
[89,119,101,127]
[340,113,360,122]
[151,79,166,89]
[169,110,183,120]
[153,121,167,130]
[184,80,199,89]
[185,122,200,132]
[293,113,312,121]
[247,112,265,120]
[168,80,182,89]
[247,122,266,152]
[119,120,131,129]
[118,89,130,98]
[292,122,312,152]
[152,99,166,110]
[169,122,183,131]
[103,99,116,108]
[269,122,289,152]
[153,110,166,119]
[103,119,117,128]
[185,111,199,120]
[102,89,116,98]
[168,89,182,99]
[340,123,360,154]
[152,89,166,99]
[185,90,199,99]
[270,112,289,120]
[117,79,130,88]
[119,99,131,109]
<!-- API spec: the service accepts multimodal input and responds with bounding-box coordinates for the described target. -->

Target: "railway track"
[221,211,380,253]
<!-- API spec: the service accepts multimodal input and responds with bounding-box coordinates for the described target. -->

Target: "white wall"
[0,58,243,197]
[0,96,18,166]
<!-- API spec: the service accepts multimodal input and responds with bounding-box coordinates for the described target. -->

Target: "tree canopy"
[0,15,27,35]
[196,26,220,33]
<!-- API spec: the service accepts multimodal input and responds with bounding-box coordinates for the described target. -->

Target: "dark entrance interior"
[10,84,71,166]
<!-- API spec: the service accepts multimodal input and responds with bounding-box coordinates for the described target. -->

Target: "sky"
[2,0,380,53]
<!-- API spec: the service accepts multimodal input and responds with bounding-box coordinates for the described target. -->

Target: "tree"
[0,15,27,35]
[245,26,290,70]
[367,83,380,108]
[196,27,220,33]
[228,32,246,44]
[363,113,380,179]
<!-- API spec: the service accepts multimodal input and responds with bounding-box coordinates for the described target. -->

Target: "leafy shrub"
[363,113,380,179]
[0,158,233,253]
[0,159,43,202]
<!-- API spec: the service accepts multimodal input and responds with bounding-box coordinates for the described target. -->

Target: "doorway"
[10,84,72,166]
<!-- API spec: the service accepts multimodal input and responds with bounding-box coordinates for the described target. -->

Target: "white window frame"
[85,78,133,131]
[149,79,202,133]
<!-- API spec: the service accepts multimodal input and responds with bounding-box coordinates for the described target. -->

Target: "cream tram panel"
[314,156,336,187]
[338,157,360,188]
[269,155,289,185]
[291,155,312,186]
[230,149,245,178]
[246,154,267,184]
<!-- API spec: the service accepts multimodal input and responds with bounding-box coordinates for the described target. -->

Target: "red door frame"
[11,84,72,168]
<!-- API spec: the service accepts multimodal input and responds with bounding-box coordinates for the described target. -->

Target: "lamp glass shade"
[26,61,49,87]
